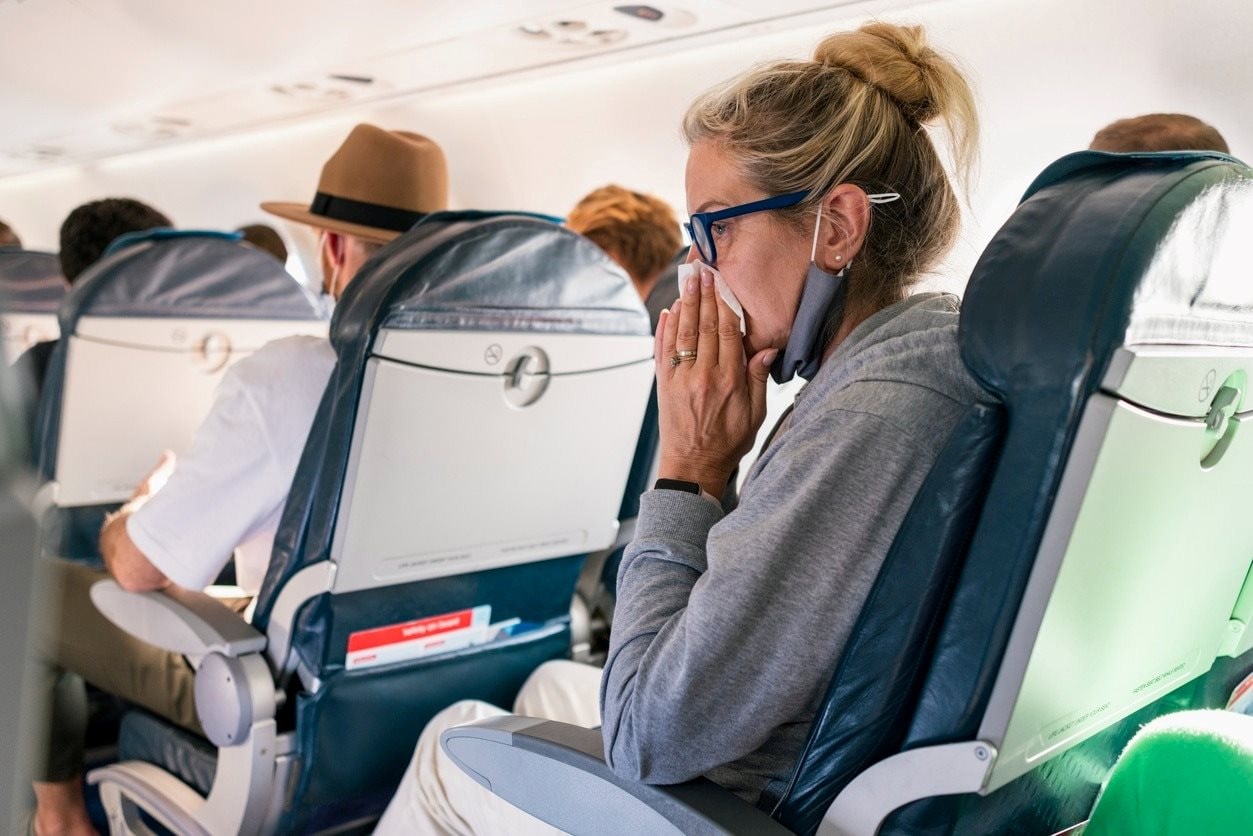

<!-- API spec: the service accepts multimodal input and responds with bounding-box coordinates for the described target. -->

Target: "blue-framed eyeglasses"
[684,191,809,266]
[684,188,903,265]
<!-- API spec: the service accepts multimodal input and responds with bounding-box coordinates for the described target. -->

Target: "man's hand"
[99,450,177,592]
[131,450,176,504]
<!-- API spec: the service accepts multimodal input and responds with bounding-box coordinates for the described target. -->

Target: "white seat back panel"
[54,316,329,506]
[980,396,1253,792]
[331,333,654,593]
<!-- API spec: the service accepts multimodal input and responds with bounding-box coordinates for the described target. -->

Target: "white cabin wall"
[0,0,1249,292]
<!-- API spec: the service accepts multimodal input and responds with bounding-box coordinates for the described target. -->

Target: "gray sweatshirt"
[600,292,993,806]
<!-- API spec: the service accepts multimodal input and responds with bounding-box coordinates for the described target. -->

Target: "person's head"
[236,223,288,264]
[1089,113,1229,154]
[0,219,20,248]
[315,232,383,299]
[682,21,978,358]
[58,198,172,282]
[262,123,449,299]
[566,185,682,300]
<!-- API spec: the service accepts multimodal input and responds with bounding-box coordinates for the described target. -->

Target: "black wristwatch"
[654,478,702,495]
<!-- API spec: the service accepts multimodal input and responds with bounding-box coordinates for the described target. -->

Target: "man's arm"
[99,451,176,592]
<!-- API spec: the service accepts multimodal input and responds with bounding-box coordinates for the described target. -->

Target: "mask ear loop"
[813,207,850,273]
[812,192,900,266]
[811,208,823,262]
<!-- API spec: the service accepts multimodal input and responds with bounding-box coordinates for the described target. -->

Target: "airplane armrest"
[440,716,793,836]
[90,580,267,658]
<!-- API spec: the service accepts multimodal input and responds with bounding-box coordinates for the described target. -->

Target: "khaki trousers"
[374,659,603,835]
[34,559,247,781]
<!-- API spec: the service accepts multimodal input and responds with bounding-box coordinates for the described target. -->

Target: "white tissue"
[676,261,746,335]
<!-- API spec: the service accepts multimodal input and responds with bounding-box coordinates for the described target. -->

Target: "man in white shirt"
[30,123,449,836]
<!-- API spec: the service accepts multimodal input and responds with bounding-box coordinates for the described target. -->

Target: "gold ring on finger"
[669,352,697,368]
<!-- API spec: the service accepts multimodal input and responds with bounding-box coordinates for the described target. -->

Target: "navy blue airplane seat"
[774,150,1253,834]
[32,229,324,561]
[434,151,1253,836]
[92,211,654,834]
[874,151,1253,834]
[0,247,67,315]
[1,248,69,445]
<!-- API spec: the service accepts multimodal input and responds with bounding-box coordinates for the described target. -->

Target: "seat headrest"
[63,229,322,327]
[1019,149,1247,200]
[0,249,68,313]
[329,210,649,345]
[961,150,1253,401]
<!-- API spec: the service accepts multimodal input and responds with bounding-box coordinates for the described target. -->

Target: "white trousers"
[374,659,603,835]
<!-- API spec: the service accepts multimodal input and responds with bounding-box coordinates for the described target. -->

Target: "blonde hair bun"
[814,23,959,124]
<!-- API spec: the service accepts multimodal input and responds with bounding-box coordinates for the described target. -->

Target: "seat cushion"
[118,710,217,796]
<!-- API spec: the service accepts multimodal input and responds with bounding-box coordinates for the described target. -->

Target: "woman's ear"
[816,184,872,272]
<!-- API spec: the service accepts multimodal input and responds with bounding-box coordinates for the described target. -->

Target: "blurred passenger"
[1090,113,1230,154]
[0,218,21,247]
[29,124,448,836]
[378,20,988,833]
[644,247,688,332]
[566,193,733,507]
[566,184,682,305]
[16,198,171,399]
[236,222,288,264]
[58,198,172,283]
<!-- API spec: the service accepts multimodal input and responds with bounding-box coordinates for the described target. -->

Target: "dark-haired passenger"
[57,198,172,283]
[15,198,171,401]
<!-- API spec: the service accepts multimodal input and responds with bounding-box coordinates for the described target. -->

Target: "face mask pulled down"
[771,210,848,384]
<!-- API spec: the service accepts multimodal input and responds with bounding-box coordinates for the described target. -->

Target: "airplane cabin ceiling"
[0,0,881,178]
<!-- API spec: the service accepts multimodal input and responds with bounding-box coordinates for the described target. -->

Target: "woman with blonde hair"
[377,21,989,834]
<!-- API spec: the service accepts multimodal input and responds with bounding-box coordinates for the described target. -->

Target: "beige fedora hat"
[262,123,449,243]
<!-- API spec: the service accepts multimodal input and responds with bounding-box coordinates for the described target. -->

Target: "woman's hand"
[655,267,777,497]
